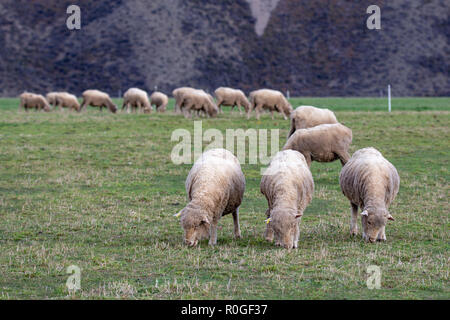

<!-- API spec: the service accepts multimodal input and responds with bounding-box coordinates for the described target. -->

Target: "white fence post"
[388,85,391,112]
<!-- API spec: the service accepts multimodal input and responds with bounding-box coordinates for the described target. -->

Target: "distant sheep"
[150,92,169,112]
[55,92,80,112]
[172,87,196,113]
[179,90,218,118]
[46,92,63,108]
[122,88,151,113]
[81,90,117,113]
[175,148,245,246]
[19,92,51,112]
[283,123,352,167]
[249,89,293,120]
[340,147,400,243]
[260,150,314,249]
[214,87,251,116]
[288,106,338,138]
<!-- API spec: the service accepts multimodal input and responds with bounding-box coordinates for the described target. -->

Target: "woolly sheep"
[249,89,293,120]
[19,92,51,112]
[175,148,245,247]
[283,123,352,167]
[260,150,314,249]
[150,91,169,112]
[172,87,196,113]
[122,88,151,113]
[80,90,117,113]
[179,90,218,118]
[214,87,251,116]
[288,106,338,138]
[55,92,80,112]
[46,92,63,108]
[339,147,400,243]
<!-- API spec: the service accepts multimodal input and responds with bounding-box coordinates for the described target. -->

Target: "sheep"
[46,92,63,108]
[175,148,245,247]
[172,87,196,113]
[179,90,218,118]
[80,90,117,113]
[260,150,314,249]
[214,87,251,116]
[288,106,338,138]
[339,147,400,243]
[283,123,352,167]
[122,88,151,113]
[249,89,293,120]
[150,91,169,112]
[19,92,51,112]
[55,92,81,112]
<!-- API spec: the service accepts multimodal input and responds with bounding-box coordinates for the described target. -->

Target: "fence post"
[388,85,391,112]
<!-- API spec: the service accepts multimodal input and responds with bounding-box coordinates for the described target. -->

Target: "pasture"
[0,97,448,299]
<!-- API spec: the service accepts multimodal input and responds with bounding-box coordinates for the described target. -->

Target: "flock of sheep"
[18,86,400,249]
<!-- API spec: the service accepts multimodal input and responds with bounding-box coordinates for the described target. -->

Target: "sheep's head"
[110,104,118,113]
[361,208,394,243]
[176,208,211,247]
[268,209,302,249]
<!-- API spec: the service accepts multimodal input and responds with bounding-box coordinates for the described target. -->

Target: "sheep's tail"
[287,117,296,138]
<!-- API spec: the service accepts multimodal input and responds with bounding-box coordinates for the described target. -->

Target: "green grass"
[0,98,449,299]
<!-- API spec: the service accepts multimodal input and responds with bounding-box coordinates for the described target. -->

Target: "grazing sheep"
[283,123,352,167]
[261,150,314,249]
[172,87,196,113]
[339,147,400,243]
[122,88,151,113]
[175,148,245,247]
[150,91,169,112]
[46,92,63,108]
[249,89,293,120]
[19,92,51,112]
[214,87,251,116]
[80,90,117,113]
[288,106,338,138]
[180,90,218,118]
[55,92,80,112]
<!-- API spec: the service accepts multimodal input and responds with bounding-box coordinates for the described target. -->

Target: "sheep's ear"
[387,214,395,221]
[295,214,302,219]
[265,218,271,224]
[361,210,368,217]
[201,217,210,225]
[174,210,183,218]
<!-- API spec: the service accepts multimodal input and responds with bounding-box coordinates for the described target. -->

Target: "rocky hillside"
[0,0,448,97]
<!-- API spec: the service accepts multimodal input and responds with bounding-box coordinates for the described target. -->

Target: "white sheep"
[150,91,169,112]
[122,88,151,113]
[288,106,338,137]
[80,90,118,113]
[214,87,251,115]
[249,89,293,120]
[260,150,314,249]
[175,148,245,246]
[340,147,400,243]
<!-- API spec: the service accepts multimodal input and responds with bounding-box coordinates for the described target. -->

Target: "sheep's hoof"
[350,230,358,236]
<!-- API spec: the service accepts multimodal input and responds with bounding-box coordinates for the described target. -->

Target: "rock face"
[0,0,448,97]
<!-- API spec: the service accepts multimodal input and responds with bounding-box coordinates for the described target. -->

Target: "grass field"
[0,97,448,299]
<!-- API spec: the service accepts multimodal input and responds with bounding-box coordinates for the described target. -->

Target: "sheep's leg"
[338,151,351,166]
[80,99,87,111]
[377,226,386,242]
[237,104,243,115]
[304,153,312,168]
[281,110,288,120]
[217,100,223,114]
[209,224,218,246]
[293,223,300,248]
[350,203,359,236]
[270,110,274,120]
[232,208,241,239]
[255,104,263,120]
